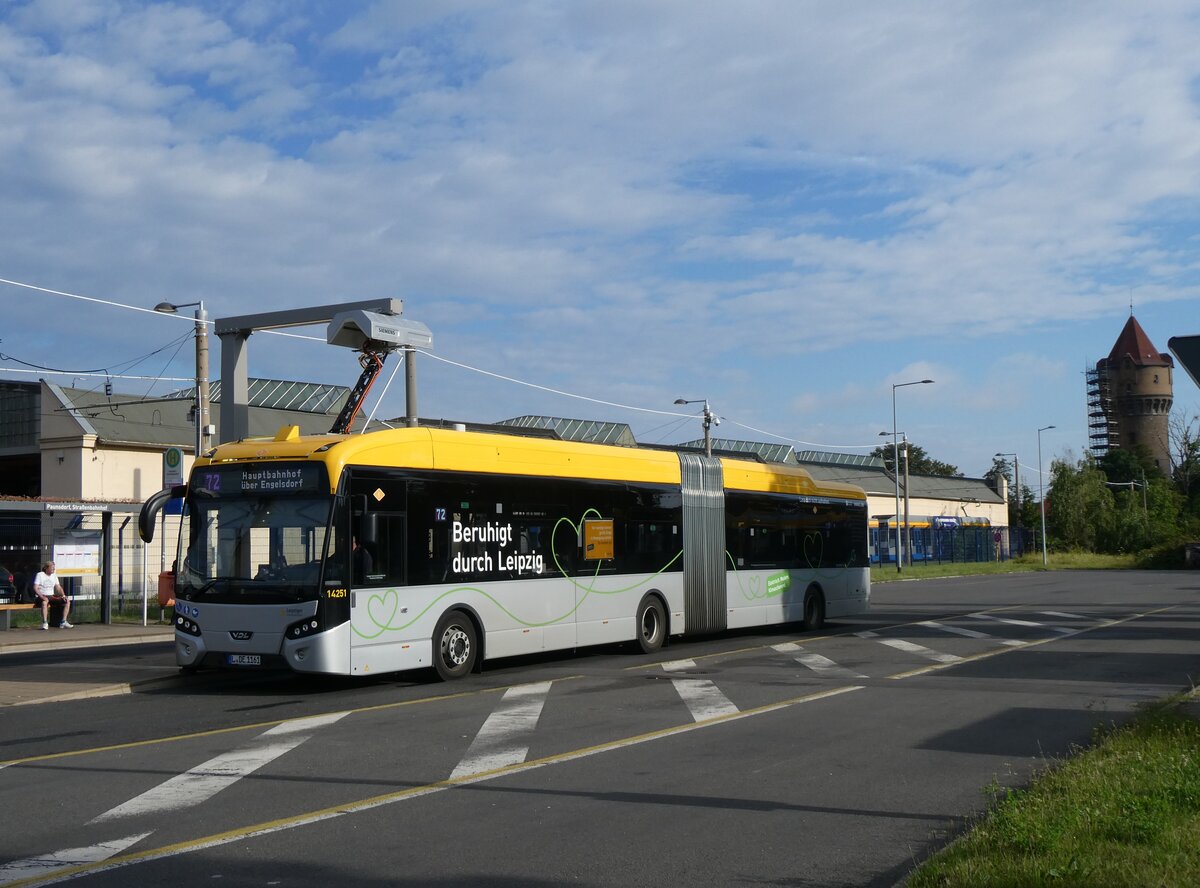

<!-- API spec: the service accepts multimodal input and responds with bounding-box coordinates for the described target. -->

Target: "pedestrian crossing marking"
[772,643,867,679]
[90,711,349,823]
[876,638,962,664]
[450,681,553,779]
[921,620,1025,647]
[0,833,152,886]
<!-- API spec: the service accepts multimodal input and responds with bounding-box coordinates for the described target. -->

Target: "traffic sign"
[163,446,185,486]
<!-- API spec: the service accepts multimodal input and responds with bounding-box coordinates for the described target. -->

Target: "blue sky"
[3,1,1200,482]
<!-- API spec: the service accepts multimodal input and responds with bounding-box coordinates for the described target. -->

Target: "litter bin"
[157,571,176,608]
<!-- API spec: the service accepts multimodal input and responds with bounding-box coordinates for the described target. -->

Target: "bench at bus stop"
[0,600,67,630]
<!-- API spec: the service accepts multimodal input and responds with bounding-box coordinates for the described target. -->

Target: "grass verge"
[872,552,1139,584]
[907,698,1200,887]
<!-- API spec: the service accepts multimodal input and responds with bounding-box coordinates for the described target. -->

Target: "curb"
[6,672,180,707]
[0,634,174,656]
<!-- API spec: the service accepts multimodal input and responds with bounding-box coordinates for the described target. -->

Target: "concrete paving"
[0,621,177,707]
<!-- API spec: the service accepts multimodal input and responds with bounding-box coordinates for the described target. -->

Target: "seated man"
[33,561,72,629]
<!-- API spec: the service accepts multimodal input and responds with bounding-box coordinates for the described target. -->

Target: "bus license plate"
[226,654,261,667]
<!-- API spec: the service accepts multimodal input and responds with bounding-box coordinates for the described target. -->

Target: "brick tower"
[1094,315,1174,473]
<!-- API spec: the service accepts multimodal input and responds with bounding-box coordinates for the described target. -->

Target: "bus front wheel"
[434,610,478,681]
[636,595,666,654]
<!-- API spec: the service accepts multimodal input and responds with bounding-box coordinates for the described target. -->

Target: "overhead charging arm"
[329,347,388,434]
[325,309,432,434]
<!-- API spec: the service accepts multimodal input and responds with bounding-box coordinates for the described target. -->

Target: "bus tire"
[434,609,477,681]
[636,595,666,654]
[803,588,825,631]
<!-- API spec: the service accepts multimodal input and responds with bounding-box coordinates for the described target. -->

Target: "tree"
[1169,412,1200,506]
[1098,445,1162,484]
[1045,454,1114,551]
[1044,450,1190,554]
[869,442,960,477]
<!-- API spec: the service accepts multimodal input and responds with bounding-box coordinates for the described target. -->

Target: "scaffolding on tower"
[1085,363,1117,459]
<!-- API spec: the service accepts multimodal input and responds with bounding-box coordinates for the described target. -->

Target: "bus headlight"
[287,617,322,639]
[175,614,202,637]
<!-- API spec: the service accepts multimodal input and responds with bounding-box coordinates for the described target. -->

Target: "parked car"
[0,564,14,602]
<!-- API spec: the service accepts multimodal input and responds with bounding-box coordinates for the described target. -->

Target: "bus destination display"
[194,463,327,496]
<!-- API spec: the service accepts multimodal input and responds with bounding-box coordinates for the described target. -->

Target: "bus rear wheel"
[636,595,666,654]
[434,610,478,681]
[803,589,825,631]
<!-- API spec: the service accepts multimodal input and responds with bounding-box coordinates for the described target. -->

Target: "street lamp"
[995,451,1020,554]
[879,430,912,567]
[154,300,210,459]
[1037,425,1056,566]
[674,398,717,457]
[890,379,934,571]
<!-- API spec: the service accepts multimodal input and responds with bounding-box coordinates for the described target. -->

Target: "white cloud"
[3,0,1200,474]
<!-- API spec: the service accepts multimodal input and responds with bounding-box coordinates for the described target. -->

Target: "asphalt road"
[1,570,1197,887]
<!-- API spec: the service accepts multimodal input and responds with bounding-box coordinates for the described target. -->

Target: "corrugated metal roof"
[795,450,886,468]
[802,462,1004,503]
[54,386,345,449]
[677,438,797,464]
[497,415,637,446]
[167,378,349,414]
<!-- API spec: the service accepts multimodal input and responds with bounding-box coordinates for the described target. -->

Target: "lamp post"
[890,378,934,572]
[995,451,1020,555]
[674,398,716,457]
[1037,425,1055,566]
[879,430,913,566]
[154,300,210,459]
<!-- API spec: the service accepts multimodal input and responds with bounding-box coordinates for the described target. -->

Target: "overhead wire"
[2,275,895,453]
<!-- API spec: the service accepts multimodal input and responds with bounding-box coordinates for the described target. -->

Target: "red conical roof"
[1108,315,1172,367]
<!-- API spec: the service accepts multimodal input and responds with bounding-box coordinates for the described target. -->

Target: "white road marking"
[854,630,879,638]
[660,659,697,672]
[90,712,348,823]
[658,659,738,720]
[0,833,151,885]
[969,613,1073,634]
[920,620,1024,647]
[1040,611,1089,620]
[772,643,867,679]
[876,638,963,664]
[920,620,990,639]
[968,613,1042,627]
[668,675,739,721]
[449,681,553,779]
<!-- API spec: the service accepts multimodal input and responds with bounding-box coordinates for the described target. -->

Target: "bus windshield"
[179,494,336,603]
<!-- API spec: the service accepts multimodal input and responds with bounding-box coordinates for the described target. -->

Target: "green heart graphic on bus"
[802,533,823,568]
[368,589,399,630]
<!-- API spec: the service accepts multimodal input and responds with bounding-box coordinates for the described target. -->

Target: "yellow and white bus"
[141,426,870,679]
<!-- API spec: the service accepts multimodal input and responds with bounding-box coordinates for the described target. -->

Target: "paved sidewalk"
[0,621,177,707]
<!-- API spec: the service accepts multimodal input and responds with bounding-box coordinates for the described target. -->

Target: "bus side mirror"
[139,485,187,543]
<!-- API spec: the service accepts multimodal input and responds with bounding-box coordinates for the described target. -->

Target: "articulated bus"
[140,426,870,680]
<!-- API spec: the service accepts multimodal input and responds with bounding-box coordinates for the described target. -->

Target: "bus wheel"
[434,610,477,681]
[803,589,825,631]
[636,595,666,654]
